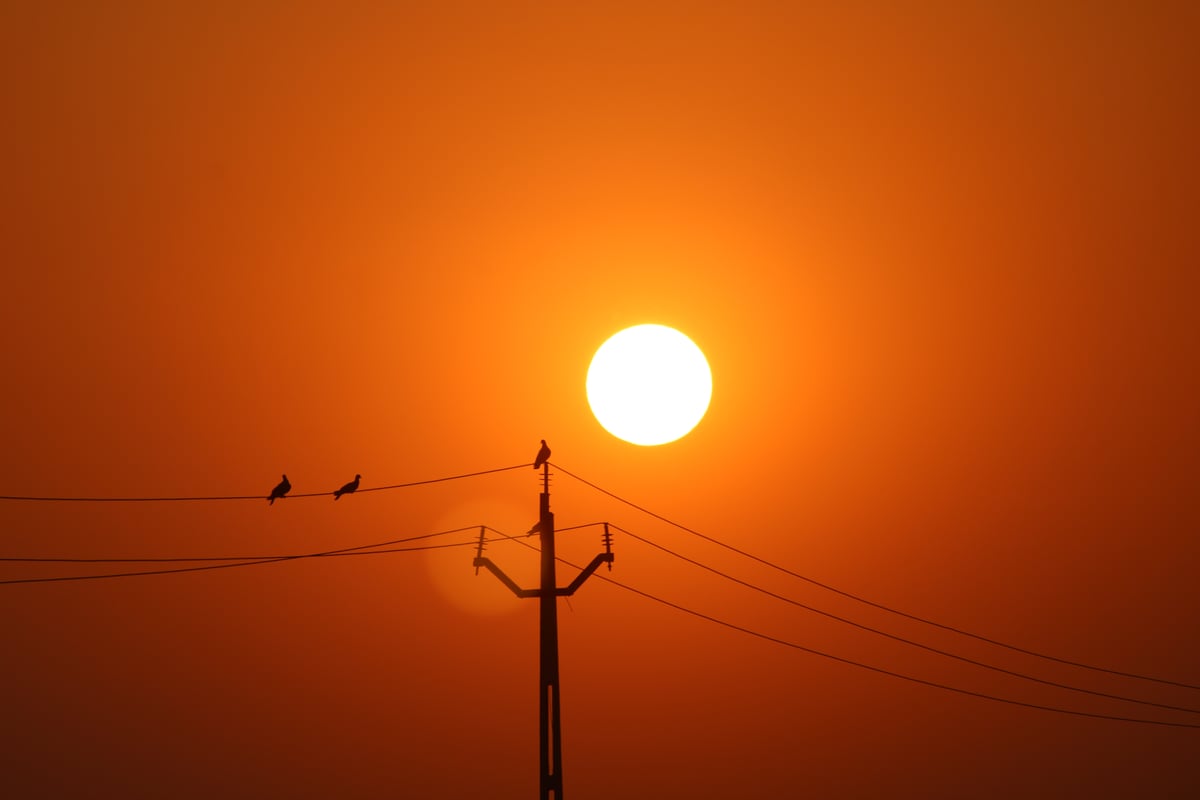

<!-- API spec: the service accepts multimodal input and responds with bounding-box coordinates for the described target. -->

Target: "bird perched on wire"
[334,474,360,500]
[533,440,551,469]
[268,474,291,505]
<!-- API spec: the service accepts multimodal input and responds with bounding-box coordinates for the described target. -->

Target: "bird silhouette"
[533,440,551,469]
[268,474,291,505]
[334,474,360,500]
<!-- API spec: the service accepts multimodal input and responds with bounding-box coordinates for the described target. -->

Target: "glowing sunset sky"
[2,3,1197,798]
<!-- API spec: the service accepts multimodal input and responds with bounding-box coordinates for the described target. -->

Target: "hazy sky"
[2,3,1197,798]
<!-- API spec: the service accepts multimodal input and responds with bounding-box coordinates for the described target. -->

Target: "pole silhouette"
[474,460,614,800]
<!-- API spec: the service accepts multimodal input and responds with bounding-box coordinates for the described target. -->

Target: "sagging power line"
[0,464,530,503]
[610,523,1200,717]
[586,559,1200,730]
[0,526,514,585]
[4,457,1195,697]
[555,463,1200,692]
[8,510,1193,723]
[486,525,1200,730]
[2,456,1196,734]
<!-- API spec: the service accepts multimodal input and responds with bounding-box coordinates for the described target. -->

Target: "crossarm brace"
[473,557,538,598]
[474,552,614,599]
[558,553,614,596]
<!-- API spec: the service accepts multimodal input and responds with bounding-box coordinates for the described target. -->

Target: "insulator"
[473,528,486,576]
[474,527,487,558]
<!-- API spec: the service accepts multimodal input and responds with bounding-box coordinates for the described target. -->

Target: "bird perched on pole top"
[334,474,360,500]
[268,474,291,505]
[533,440,551,469]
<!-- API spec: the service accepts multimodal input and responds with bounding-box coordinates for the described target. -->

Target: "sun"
[586,324,712,446]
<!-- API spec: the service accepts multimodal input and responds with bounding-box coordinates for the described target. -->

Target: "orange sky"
[2,2,1197,798]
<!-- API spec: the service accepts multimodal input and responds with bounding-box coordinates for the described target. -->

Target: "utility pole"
[474,461,614,800]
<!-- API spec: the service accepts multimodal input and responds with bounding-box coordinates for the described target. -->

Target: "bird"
[268,474,291,505]
[533,439,551,469]
[526,518,544,536]
[334,474,360,500]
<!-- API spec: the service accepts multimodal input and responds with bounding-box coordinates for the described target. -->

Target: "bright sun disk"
[586,324,712,446]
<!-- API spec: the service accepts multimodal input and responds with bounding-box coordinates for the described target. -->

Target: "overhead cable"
[612,523,1200,716]
[0,464,530,503]
[554,463,1200,692]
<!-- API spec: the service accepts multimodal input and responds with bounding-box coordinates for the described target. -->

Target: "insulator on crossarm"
[474,526,487,575]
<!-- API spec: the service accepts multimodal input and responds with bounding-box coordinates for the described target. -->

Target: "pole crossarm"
[473,556,539,598]
[473,552,613,599]
[558,552,614,597]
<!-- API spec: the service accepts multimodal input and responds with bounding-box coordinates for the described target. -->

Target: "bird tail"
[268,496,275,505]
[334,492,341,500]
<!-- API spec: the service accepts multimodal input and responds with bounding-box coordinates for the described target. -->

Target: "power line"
[0,526,489,563]
[362,466,530,492]
[490,527,1200,729]
[0,525,531,585]
[591,567,1200,729]
[5,457,1194,717]
[13,508,1191,729]
[0,526,495,585]
[0,464,530,503]
[559,559,1199,727]
[554,463,1200,692]
[555,522,608,534]
[611,523,1200,716]
[0,540,479,566]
